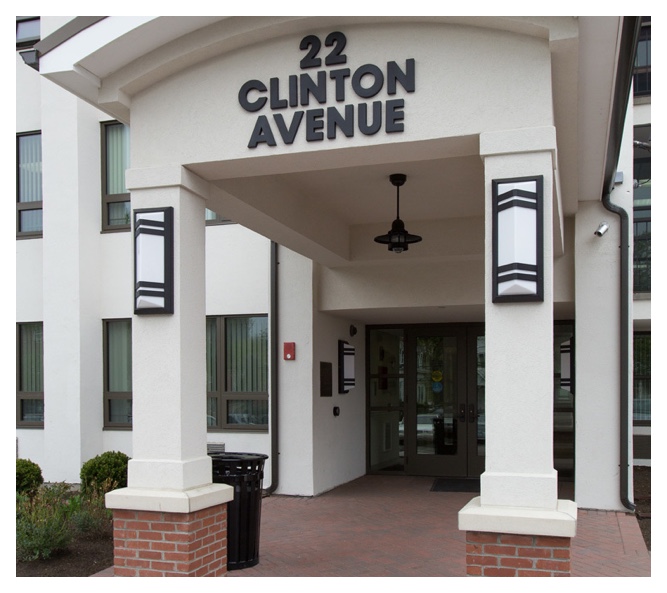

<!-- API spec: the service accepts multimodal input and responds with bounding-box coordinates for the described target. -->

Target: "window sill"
[101,226,131,234]
[214,427,269,433]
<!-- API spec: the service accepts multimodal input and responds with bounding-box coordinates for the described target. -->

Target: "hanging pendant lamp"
[374,173,422,253]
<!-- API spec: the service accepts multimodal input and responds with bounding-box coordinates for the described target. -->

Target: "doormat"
[430,478,480,493]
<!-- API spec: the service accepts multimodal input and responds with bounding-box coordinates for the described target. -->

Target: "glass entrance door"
[367,325,485,478]
[405,326,484,477]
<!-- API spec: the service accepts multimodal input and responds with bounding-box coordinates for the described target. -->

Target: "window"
[633,17,651,97]
[207,315,269,430]
[101,121,130,231]
[104,319,133,429]
[17,323,44,427]
[633,125,651,292]
[17,132,42,238]
[633,333,650,425]
[16,17,40,49]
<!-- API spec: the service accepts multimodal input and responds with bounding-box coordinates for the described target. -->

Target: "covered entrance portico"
[33,16,637,576]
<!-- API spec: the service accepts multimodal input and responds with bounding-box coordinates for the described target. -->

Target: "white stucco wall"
[574,107,634,510]
[574,201,626,510]
[16,53,41,131]
[130,22,554,171]
[205,225,270,315]
[40,81,105,482]
[276,247,315,495]
[311,288,366,495]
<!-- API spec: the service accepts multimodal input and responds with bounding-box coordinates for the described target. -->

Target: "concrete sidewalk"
[93,475,650,577]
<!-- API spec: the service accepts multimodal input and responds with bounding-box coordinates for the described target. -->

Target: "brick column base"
[112,504,228,577]
[466,531,571,577]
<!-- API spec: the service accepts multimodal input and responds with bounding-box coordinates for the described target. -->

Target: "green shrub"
[16,459,44,496]
[16,483,72,561]
[80,451,129,495]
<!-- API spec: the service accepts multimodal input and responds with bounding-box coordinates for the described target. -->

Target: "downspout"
[601,194,633,512]
[600,16,640,512]
[266,241,279,494]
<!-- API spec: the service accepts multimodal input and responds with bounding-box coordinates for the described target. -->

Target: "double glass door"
[368,325,485,478]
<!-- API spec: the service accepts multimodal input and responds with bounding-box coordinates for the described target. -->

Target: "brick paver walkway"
[229,475,651,578]
[93,474,650,577]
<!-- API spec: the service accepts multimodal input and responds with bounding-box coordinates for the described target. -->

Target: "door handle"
[458,404,466,423]
[469,404,477,423]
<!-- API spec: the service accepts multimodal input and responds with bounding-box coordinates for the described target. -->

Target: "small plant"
[68,478,114,539]
[80,451,129,495]
[16,458,44,497]
[16,483,72,561]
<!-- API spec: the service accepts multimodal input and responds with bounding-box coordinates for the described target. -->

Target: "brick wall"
[466,531,571,577]
[112,504,228,577]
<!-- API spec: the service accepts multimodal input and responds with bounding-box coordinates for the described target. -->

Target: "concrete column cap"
[106,482,233,514]
[458,496,577,538]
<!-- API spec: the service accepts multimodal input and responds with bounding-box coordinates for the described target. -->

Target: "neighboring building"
[631,16,651,466]
[16,16,649,576]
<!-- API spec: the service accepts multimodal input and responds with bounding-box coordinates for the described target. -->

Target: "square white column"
[460,127,576,538]
[116,167,215,494]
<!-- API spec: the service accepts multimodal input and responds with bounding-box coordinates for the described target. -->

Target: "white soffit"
[38,16,228,107]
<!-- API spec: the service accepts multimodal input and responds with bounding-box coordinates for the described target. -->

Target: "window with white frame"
[17,322,44,427]
[207,315,269,430]
[104,319,133,429]
[17,132,42,238]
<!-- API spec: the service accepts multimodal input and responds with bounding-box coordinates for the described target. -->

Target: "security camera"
[594,222,609,237]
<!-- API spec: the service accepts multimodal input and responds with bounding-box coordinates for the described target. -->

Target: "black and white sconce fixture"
[134,207,174,314]
[492,176,544,303]
[374,173,422,253]
[338,340,355,394]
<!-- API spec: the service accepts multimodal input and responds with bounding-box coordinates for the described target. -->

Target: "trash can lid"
[208,452,269,461]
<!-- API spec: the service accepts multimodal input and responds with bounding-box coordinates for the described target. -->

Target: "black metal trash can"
[209,452,268,570]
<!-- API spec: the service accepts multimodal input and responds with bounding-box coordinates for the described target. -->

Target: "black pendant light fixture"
[374,173,422,253]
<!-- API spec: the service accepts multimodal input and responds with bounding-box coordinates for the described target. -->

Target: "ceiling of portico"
[207,154,485,226]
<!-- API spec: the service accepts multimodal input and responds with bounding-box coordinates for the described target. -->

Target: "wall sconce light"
[374,174,422,253]
[594,222,609,237]
[492,176,544,302]
[338,340,355,393]
[134,207,174,314]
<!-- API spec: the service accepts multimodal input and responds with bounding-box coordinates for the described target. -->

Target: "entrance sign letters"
[238,32,416,148]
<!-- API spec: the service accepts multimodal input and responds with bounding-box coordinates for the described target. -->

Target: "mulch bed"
[16,534,113,578]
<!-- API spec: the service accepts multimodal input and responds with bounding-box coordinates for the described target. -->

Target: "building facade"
[16,15,650,574]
